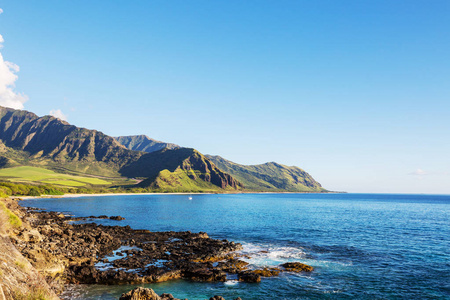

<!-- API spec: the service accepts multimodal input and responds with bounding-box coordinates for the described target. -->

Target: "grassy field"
[0,166,112,187]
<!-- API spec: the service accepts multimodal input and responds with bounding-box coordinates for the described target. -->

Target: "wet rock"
[160,293,178,300]
[15,209,243,286]
[238,271,261,283]
[218,258,249,273]
[198,232,209,238]
[281,262,314,272]
[119,287,161,300]
[185,267,227,282]
[253,267,281,277]
[9,201,247,298]
[110,215,125,220]
[119,287,234,300]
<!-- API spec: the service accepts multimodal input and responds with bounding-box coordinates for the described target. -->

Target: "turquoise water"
[21,193,450,299]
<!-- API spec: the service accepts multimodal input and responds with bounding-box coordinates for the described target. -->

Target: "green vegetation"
[0,201,22,229]
[15,260,27,270]
[207,155,327,192]
[0,107,240,191]
[121,148,242,190]
[0,106,325,193]
[0,166,111,187]
[149,168,225,193]
[13,288,51,300]
[0,181,133,196]
[40,180,85,186]
[0,182,64,196]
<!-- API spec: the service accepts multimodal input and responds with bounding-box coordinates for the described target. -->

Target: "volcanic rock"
[238,271,261,283]
[281,262,314,272]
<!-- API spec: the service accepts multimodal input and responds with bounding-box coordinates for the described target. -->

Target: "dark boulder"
[281,262,313,272]
[185,268,227,282]
[238,271,261,283]
[253,267,281,277]
[119,287,161,300]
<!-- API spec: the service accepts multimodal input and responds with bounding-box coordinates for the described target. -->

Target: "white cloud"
[0,27,28,109]
[409,168,427,176]
[49,109,68,121]
[0,53,28,109]
[0,8,3,14]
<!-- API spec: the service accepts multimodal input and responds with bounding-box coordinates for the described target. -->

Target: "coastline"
[16,192,216,199]
[17,190,341,200]
[1,196,244,298]
[2,195,313,299]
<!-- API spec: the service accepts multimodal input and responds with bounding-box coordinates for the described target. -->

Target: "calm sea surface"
[20,193,450,299]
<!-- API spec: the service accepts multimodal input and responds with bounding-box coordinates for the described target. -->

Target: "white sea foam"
[239,242,307,267]
[224,280,239,286]
[238,242,353,272]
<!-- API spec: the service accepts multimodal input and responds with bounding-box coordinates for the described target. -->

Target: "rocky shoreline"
[1,197,314,299]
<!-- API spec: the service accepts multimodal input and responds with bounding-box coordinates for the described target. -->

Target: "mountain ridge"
[115,135,179,153]
[114,133,326,192]
[0,106,241,192]
[206,155,325,192]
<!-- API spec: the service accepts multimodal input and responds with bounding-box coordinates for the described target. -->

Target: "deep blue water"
[21,193,450,299]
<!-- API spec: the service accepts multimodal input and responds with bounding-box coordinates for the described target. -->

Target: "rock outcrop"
[0,198,58,299]
[1,197,315,299]
[119,287,243,300]
[281,262,314,272]
[12,205,245,285]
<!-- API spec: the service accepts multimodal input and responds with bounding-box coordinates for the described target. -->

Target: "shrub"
[28,187,41,196]
[13,287,51,300]
[15,260,27,270]
[0,186,12,197]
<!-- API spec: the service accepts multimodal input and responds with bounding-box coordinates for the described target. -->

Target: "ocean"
[20,193,450,299]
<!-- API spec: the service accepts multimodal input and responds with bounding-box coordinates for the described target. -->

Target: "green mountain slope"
[0,106,139,176]
[115,135,179,153]
[115,133,326,192]
[206,155,326,192]
[0,106,241,192]
[122,148,242,192]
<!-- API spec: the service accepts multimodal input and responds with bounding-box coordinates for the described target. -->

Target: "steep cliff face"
[115,135,179,153]
[122,148,242,191]
[180,150,242,189]
[0,106,141,175]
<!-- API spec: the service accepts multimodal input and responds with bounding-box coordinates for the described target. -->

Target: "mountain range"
[115,135,179,153]
[0,106,325,193]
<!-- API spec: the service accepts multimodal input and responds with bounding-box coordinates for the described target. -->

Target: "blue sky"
[0,1,449,193]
